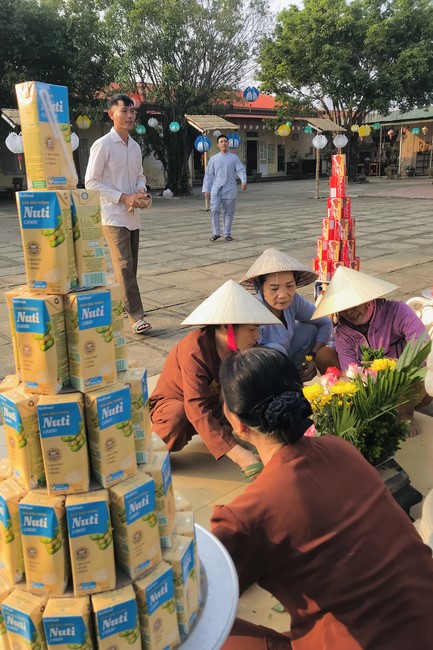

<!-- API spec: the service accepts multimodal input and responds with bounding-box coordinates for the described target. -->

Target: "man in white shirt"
[202,134,247,242]
[85,94,151,334]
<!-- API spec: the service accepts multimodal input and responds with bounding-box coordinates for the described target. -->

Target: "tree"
[100,0,269,194]
[259,0,433,179]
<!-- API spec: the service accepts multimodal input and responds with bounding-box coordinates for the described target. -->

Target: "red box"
[329,175,347,198]
[336,218,351,240]
[327,197,351,219]
[331,260,346,275]
[348,257,360,271]
[326,240,340,262]
[331,154,346,177]
[317,260,331,281]
[316,239,328,261]
[322,218,336,240]
[340,239,356,261]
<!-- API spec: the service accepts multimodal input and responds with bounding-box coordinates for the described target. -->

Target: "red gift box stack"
[313,154,360,283]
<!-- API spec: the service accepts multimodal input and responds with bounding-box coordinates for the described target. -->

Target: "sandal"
[131,319,152,335]
[225,235,233,241]
[209,235,221,241]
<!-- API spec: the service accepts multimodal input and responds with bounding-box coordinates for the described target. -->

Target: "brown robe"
[212,435,433,649]
[149,328,236,459]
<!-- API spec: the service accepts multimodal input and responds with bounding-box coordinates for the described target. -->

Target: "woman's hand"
[301,359,317,382]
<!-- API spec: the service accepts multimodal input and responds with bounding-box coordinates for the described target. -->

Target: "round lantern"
[135,124,146,135]
[303,125,313,134]
[422,126,429,135]
[5,132,24,154]
[277,124,291,138]
[227,132,241,149]
[213,130,221,138]
[333,134,348,148]
[148,118,158,128]
[373,122,381,130]
[350,124,359,133]
[312,134,328,149]
[412,127,420,135]
[358,125,371,137]
[243,86,260,103]
[76,115,91,130]
[194,135,211,153]
[169,121,180,133]
[286,121,293,127]
[71,132,80,152]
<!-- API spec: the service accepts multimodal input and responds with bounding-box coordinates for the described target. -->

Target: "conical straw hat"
[312,266,398,319]
[181,279,281,326]
[240,248,317,288]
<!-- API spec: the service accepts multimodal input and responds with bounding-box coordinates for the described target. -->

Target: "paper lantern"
[277,124,291,138]
[358,125,371,137]
[243,86,260,103]
[71,132,80,152]
[422,126,429,135]
[303,125,313,133]
[312,134,328,149]
[5,132,24,154]
[286,121,293,127]
[135,124,146,134]
[333,134,348,148]
[227,132,241,149]
[373,122,381,130]
[350,125,359,133]
[169,121,180,133]
[194,135,211,152]
[213,130,221,138]
[148,117,158,128]
[412,127,420,135]
[76,115,91,130]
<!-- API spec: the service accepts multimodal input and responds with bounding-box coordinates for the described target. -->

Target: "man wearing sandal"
[149,280,280,474]
[85,93,152,335]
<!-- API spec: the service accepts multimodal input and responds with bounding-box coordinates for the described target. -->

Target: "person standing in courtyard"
[203,134,247,242]
[85,93,152,335]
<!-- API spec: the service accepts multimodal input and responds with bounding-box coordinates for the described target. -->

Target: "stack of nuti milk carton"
[0,81,201,650]
[313,154,360,294]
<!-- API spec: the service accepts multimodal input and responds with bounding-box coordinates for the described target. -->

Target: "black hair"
[108,94,135,110]
[217,134,229,143]
[220,347,313,444]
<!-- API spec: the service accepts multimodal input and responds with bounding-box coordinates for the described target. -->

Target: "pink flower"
[321,366,342,388]
[346,363,364,379]
[304,424,318,437]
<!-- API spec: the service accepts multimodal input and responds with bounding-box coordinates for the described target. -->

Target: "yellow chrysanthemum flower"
[303,384,324,402]
[369,358,397,372]
[329,381,358,396]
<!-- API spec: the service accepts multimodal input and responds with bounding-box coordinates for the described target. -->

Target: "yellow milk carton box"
[84,384,137,488]
[134,561,180,650]
[174,511,202,603]
[0,459,12,482]
[42,597,92,650]
[140,452,176,548]
[122,369,152,464]
[66,490,115,596]
[4,287,27,379]
[0,478,27,583]
[106,284,127,372]
[0,572,14,650]
[0,376,20,394]
[162,536,200,636]
[17,191,78,294]
[109,474,161,580]
[19,493,70,596]
[2,590,47,650]
[65,290,116,393]
[12,294,70,395]
[0,389,45,490]
[16,81,77,190]
[70,190,107,289]
[92,585,140,650]
[37,393,90,495]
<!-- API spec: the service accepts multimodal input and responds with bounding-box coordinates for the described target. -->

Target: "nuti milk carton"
[140,452,176,548]
[19,493,70,596]
[0,375,20,394]
[174,511,201,603]
[65,290,116,393]
[16,81,77,190]
[109,473,161,579]
[42,597,92,650]
[4,287,27,379]
[162,535,200,636]
[12,293,69,395]
[0,389,44,490]
[37,393,90,495]
[0,459,12,482]
[105,284,127,372]
[0,478,27,583]
[0,572,14,650]
[17,191,77,294]
[84,384,137,488]
[70,190,107,289]
[122,369,152,464]
[92,584,140,650]
[66,490,115,596]
[2,590,47,650]
[134,561,180,650]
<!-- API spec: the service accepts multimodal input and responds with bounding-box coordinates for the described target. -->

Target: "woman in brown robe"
[212,347,433,649]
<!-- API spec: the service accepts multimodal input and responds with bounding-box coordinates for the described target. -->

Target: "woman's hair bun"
[261,391,311,431]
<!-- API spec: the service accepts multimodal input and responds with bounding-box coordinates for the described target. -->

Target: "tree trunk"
[347,132,359,181]
[166,129,192,196]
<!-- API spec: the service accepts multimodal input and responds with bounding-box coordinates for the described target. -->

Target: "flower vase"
[375,457,422,520]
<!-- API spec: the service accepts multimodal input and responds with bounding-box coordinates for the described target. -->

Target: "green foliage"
[360,345,386,362]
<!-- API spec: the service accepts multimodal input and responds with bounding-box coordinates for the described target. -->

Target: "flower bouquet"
[303,336,431,465]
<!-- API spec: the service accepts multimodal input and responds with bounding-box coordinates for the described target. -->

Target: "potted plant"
[404,164,416,177]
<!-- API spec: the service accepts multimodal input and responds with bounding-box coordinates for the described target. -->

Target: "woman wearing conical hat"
[149,280,281,470]
[240,248,338,380]
[313,266,430,435]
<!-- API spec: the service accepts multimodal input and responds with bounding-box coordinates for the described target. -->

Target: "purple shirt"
[335,299,427,370]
